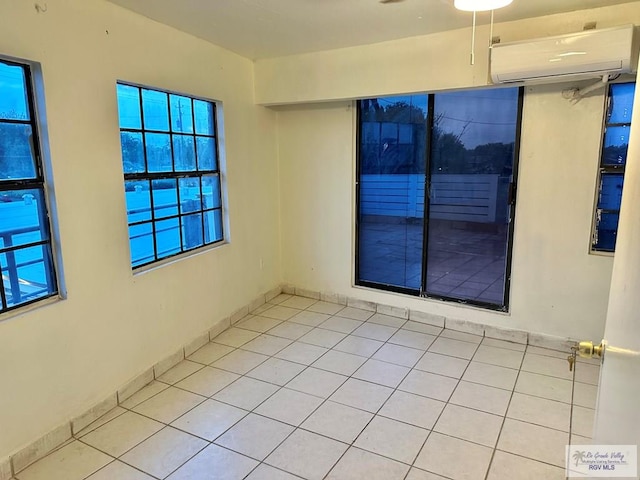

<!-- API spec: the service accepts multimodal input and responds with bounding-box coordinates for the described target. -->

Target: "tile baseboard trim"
[8,284,282,475]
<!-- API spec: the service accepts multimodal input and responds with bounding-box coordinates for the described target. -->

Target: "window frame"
[0,56,62,315]
[116,82,227,270]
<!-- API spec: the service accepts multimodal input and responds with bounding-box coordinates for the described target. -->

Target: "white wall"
[0,0,280,460]
[274,3,640,343]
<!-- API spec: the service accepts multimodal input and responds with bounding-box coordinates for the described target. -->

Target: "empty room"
[1,0,640,479]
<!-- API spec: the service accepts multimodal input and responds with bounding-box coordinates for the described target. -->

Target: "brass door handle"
[577,340,605,359]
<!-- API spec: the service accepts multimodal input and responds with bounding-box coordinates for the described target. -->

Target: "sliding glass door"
[356,87,523,310]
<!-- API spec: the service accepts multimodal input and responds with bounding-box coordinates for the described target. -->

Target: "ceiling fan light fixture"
[454,0,513,12]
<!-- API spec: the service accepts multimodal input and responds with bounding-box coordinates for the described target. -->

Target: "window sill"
[0,294,64,324]
[132,240,229,276]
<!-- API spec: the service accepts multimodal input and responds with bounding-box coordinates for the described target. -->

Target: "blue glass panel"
[116,84,142,130]
[170,95,193,133]
[594,212,619,252]
[608,83,635,124]
[155,217,181,259]
[196,137,217,171]
[172,135,196,172]
[151,179,178,219]
[1,244,54,308]
[0,123,37,180]
[194,100,214,136]
[362,122,380,144]
[120,132,145,173]
[0,62,30,121]
[204,209,223,243]
[124,180,152,223]
[129,222,154,267]
[0,189,48,248]
[602,126,630,166]
[145,133,172,172]
[202,175,222,209]
[598,173,624,211]
[182,213,203,250]
[178,177,202,213]
[142,89,169,132]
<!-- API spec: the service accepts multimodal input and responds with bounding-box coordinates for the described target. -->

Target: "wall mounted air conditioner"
[491,25,638,84]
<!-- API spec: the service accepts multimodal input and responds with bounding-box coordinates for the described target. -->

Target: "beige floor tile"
[285,367,347,398]
[319,316,363,334]
[240,335,292,356]
[213,377,279,410]
[267,322,314,340]
[507,393,571,431]
[157,360,204,385]
[326,447,409,480]
[379,390,445,430]
[311,350,367,376]
[120,381,169,409]
[274,342,328,365]
[16,441,111,480]
[573,381,598,409]
[515,371,572,403]
[521,353,573,381]
[132,386,206,423]
[333,335,384,357]
[237,315,283,333]
[388,330,436,350]
[449,381,512,416]
[188,343,235,365]
[434,404,503,447]
[252,304,274,315]
[265,429,348,480]
[497,418,569,467]
[120,427,207,478]
[473,345,524,369]
[414,352,469,379]
[298,328,346,348]
[403,322,443,336]
[175,367,240,397]
[440,330,483,344]
[462,362,518,390]
[574,363,600,386]
[170,399,247,441]
[353,358,410,388]
[301,401,373,443]
[399,370,458,402]
[372,343,424,367]
[213,328,261,347]
[289,311,330,327]
[75,407,127,437]
[367,313,406,328]
[307,301,345,316]
[415,432,493,480]
[215,414,294,460]
[351,322,398,342]
[487,450,566,479]
[481,338,526,352]
[246,358,306,386]
[211,349,269,375]
[329,378,393,413]
[280,296,318,310]
[81,411,163,457]
[428,337,478,359]
[335,306,375,321]
[166,444,258,480]
[355,416,429,464]
[85,460,155,480]
[261,305,301,321]
[268,294,293,305]
[571,406,595,438]
[245,463,300,479]
[526,346,568,359]
[405,467,448,479]
[255,388,323,426]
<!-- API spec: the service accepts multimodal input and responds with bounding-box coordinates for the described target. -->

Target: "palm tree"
[573,450,587,467]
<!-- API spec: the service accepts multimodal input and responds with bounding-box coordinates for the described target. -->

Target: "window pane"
[173,135,196,172]
[178,177,202,213]
[129,222,154,267]
[145,133,172,172]
[142,89,169,132]
[598,173,624,211]
[151,179,178,219]
[194,100,214,136]
[594,212,619,252]
[204,209,223,243]
[155,217,181,259]
[0,62,30,120]
[1,244,55,308]
[608,83,635,124]
[170,95,193,133]
[124,180,152,223]
[602,126,630,166]
[120,132,145,173]
[0,189,48,249]
[0,123,37,179]
[357,94,428,291]
[182,213,204,249]
[202,174,221,209]
[426,88,520,306]
[116,84,141,130]
[196,137,217,171]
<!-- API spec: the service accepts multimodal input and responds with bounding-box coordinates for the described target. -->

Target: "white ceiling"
[107,0,638,59]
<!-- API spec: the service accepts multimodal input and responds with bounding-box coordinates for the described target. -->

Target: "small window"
[592,82,635,253]
[0,59,59,313]
[116,84,225,268]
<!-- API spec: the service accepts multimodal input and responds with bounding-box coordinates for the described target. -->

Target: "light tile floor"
[14,294,598,480]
